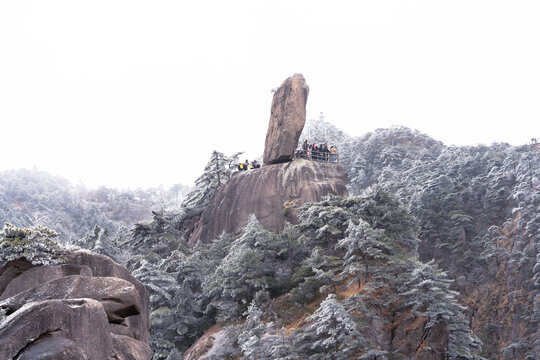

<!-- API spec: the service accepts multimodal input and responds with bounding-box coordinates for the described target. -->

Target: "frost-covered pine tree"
[236,299,297,360]
[0,223,68,265]
[202,215,277,322]
[336,220,388,289]
[401,260,484,359]
[181,150,241,217]
[479,225,509,267]
[75,225,122,262]
[293,294,363,359]
[303,246,342,293]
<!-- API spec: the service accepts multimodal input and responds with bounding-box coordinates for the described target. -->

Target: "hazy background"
[1,1,539,189]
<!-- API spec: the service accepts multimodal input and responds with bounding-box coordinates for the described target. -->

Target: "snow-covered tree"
[337,220,388,289]
[0,223,69,265]
[303,246,342,293]
[401,260,484,359]
[181,150,241,217]
[293,294,364,359]
[203,215,278,322]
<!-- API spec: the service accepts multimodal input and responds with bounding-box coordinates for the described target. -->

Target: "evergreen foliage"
[293,294,364,359]
[0,168,188,242]
[202,215,283,322]
[181,150,241,217]
[129,209,186,255]
[401,260,484,359]
[0,223,71,265]
[5,124,539,359]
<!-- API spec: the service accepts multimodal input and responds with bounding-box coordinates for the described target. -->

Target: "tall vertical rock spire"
[263,74,309,165]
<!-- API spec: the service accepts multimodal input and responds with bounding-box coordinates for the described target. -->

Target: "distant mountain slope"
[0,168,189,242]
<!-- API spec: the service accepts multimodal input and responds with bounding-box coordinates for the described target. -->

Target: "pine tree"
[202,215,277,322]
[181,150,240,217]
[336,220,388,289]
[293,294,364,359]
[303,246,342,293]
[0,223,68,265]
[401,260,484,359]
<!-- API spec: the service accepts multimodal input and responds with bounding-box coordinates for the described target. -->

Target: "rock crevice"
[0,251,151,360]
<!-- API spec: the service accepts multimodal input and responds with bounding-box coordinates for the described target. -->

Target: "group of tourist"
[237,159,261,171]
[298,139,338,162]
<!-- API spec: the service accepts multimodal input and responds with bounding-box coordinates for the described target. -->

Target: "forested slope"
[1,122,538,359]
[0,168,189,243]
[309,120,539,359]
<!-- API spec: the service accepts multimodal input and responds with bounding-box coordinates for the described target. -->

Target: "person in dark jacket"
[312,143,319,161]
[322,143,331,161]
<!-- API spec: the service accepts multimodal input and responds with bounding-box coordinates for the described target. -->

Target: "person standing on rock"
[302,139,309,156]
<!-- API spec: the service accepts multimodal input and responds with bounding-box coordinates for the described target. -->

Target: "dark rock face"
[392,316,449,360]
[66,250,150,343]
[0,264,92,301]
[183,325,224,360]
[0,251,150,360]
[0,276,141,323]
[263,74,309,165]
[17,337,87,360]
[0,299,114,360]
[190,158,348,243]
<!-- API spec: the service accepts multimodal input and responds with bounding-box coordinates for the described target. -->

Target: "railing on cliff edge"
[294,149,340,163]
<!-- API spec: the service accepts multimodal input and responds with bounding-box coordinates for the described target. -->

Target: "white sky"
[1,1,539,189]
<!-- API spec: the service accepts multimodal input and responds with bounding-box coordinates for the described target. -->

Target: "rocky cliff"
[190,74,346,243]
[190,158,348,243]
[0,243,150,360]
[263,73,309,165]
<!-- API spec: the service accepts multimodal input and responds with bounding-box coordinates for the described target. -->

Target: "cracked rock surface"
[0,250,151,360]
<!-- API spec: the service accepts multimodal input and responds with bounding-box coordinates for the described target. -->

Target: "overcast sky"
[1,1,539,189]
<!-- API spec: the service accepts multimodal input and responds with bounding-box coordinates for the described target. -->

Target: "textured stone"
[16,337,86,360]
[111,323,138,338]
[0,276,140,323]
[190,158,348,243]
[112,334,152,360]
[0,251,151,360]
[66,250,149,343]
[263,74,309,165]
[0,259,34,296]
[392,315,449,360]
[0,299,114,360]
[0,264,92,301]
